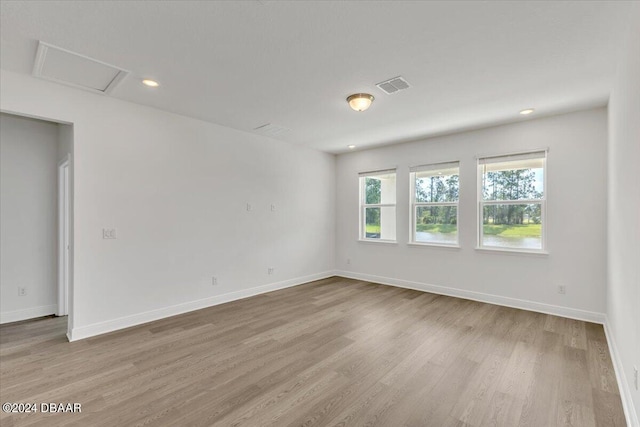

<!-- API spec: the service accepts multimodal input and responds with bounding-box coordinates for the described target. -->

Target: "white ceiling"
[0,1,633,153]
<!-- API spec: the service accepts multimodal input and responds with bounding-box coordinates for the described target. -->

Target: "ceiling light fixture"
[347,93,374,112]
[142,79,160,87]
[348,145,356,150]
[519,108,535,115]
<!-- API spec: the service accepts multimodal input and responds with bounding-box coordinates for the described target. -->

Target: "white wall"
[336,108,608,320]
[0,70,335,339]
[607,4,640,424]
[0,113,59,322]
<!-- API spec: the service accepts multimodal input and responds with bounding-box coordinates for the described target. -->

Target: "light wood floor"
[0,277,625,427]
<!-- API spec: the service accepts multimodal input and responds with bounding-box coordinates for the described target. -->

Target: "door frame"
[58,154,70,316]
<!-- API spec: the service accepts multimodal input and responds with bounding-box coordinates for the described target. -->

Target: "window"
[359,169,396,241]
[410,162,459,245]
[478,151,546,251]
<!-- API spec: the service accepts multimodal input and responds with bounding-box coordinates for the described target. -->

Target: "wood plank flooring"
[0,277,626,426]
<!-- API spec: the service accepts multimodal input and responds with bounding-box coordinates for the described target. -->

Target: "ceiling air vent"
[376,76,410,95]
[32,41,129,94]
[253,123,290,137]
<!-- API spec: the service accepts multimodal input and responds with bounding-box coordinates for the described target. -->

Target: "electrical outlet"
[271,204,276,212]
[102,228,117,239]
[557,285,566,295]
[246,203,252,211]
[18,287,27,296]
[634,366,638,390]
[347,258,351,265]
[212,276,218,286]
[268,267,274,275]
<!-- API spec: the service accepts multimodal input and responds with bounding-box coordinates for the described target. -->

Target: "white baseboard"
[68,271,336,341]
[603,317,639,427]
[335,270,606,324]
[0,304,57,324]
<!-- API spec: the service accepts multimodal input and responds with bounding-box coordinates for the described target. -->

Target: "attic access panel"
[33,41,128,94]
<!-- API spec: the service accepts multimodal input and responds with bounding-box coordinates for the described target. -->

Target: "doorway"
[0,113,73,339]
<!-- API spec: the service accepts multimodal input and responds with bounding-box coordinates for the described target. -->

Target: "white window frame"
[409,161,460,247]
[477,150,547,254]
[359,169,397,243]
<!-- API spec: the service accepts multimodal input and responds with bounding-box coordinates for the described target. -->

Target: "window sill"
[475,247,549,257]
[358,239,398,245]
[407,242,461,250]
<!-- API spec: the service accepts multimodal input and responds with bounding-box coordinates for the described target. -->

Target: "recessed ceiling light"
[348,145,356,150]
[142,79,159,87]
[347,93,374,112]
[519,108,535,115]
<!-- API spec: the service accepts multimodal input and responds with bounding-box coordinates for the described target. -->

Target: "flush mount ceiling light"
[142,79,160,87]
[348,145,356,150]
[347,93,374,112]
[519,108,535,115]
